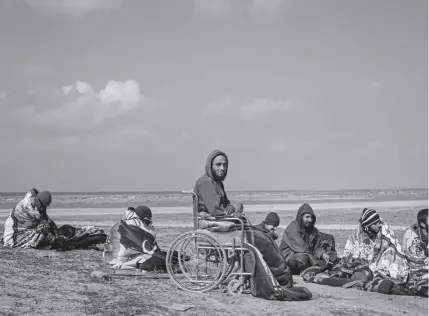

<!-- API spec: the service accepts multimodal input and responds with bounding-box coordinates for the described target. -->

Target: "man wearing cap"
[1,188,59,249]
[254,212,281,241]
[279,203,337,274]
[246,212,294,287]
[193,149,245,232]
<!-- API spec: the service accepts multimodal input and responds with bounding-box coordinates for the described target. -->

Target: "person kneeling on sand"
[279,203,338,275]
[103,206,181,272]
[193,149,245,232]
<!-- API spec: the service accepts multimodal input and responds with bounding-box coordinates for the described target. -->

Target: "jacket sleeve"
[195,179,226,217]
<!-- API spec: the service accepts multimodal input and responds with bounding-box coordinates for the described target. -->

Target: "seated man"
[103,206,179,271]
[1,189,106,251]
[253,212,281,241]
[402,208,428,261]
[193,149,244,232]
[250,212,293,287]
[279,203,337,274]
[2,189,58,249]
[302,208,428,296]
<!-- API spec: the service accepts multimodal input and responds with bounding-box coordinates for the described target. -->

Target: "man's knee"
[288,253,311,271]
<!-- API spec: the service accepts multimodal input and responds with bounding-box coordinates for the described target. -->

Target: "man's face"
[265,224,278,232]
[212,155,227,180]
[369,221,382,233]
[302,214,313,228]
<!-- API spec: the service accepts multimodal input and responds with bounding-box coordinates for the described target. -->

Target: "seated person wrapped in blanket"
[279,203,339,275]
[402,208,428,261]
[301,208,428,297]
[1,189,106,250]
[103,206,182,272]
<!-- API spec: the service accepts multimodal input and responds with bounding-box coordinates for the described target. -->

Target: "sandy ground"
[0,198,428,315]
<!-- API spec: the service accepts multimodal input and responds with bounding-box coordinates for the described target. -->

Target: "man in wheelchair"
[194,149,246,232]
[192,150,312,300]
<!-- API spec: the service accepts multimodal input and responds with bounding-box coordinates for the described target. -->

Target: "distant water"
[0,188,427,197]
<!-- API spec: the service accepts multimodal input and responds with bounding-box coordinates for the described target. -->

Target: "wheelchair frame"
[165,190,253,294]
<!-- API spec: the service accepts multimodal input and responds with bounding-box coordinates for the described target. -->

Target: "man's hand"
[322,253,330,263]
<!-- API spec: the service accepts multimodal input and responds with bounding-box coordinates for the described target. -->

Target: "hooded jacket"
[279,203,320,262]
[193,149,235,217]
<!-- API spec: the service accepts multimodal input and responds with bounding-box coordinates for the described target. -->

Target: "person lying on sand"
[103,206,181,272]
[193,149,245,232]
[402,208,428,261]
[279,203,338,274]
[1,189,106,251]
[301,208,428,297]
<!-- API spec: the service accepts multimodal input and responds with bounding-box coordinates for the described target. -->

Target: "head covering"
[360,208,380,228]
[296,203,316,230]
[265,212,280,226]
[417,208,428,226]
[36,191,52,207]
[205,149,228,182]
[134,206,152,221]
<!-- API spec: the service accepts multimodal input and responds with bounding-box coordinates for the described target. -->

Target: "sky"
[0,0,427,192]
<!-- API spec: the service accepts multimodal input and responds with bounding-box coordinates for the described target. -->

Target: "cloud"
[97,80,143,111]
[25,0,125,17]
[193,0,287,19]
[0,91,7,100]
[62,80,144,111]
[0,79,151,143]
[202,96,301,118]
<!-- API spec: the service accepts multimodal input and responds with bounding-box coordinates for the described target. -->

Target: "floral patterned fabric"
[1,190,58,249]
[402,224,428,261]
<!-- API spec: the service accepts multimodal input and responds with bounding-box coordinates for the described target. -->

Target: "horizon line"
[0,187,427,195]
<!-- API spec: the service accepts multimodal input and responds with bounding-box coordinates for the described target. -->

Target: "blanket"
[1,190,106,250]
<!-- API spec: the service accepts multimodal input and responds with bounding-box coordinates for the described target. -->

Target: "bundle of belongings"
[1,189,107,251]
[103,206,183,272]
[301,208,428,297]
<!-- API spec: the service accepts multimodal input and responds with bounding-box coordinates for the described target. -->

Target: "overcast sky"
[0,0,427,192]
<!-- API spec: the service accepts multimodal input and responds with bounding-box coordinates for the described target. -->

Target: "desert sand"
[0,191,427,315]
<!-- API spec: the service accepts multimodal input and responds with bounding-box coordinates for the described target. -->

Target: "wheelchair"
[165,190,253,295]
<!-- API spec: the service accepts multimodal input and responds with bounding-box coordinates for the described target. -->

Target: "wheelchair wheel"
[166,230,228,293]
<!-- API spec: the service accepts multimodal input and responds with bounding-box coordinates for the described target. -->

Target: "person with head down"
[193,149,245,231]
[279,203,338,275]
[103,205,182,272]
[2,189,59,249]
[1,189,107,251]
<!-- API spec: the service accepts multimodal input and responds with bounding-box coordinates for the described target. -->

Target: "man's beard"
[304,222,314,229]
[268,230,278,240]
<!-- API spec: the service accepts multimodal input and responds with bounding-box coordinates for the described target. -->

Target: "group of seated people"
[1,149,427,301]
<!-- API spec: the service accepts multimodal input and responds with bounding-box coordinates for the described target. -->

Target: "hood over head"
[296,203,316,229]
[205,149,228,181]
